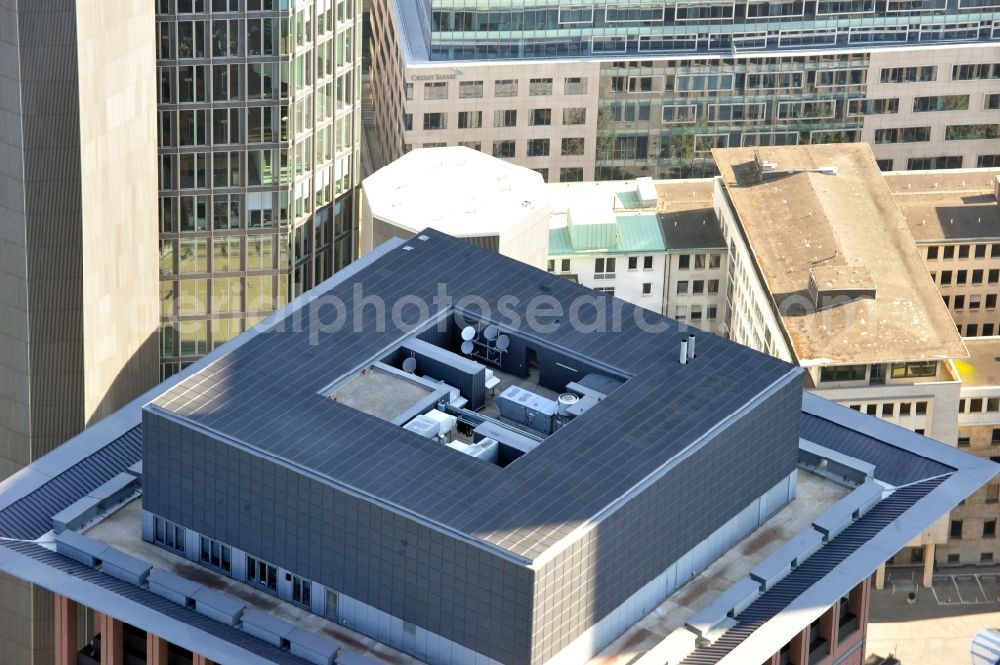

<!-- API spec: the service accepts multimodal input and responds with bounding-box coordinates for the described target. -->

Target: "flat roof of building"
[362,147,547,238]
[150,230,800,562]
[713,144,967,366]
[547,179,723,255]
[595,468,849,662]
[886,169,1000,243]
[953,337,1000,388]
[0,243,993,665]
[85,499,418,664]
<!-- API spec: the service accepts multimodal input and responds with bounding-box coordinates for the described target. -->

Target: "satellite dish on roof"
[461,340,474,355]
[402,357,417,373]
[496,335,510,351]
[461,326,476,341]
[484,325,499,341]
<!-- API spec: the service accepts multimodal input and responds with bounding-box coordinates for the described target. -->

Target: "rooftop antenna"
[461,325,476,341]
[460,340,474,355]
[402,356,417,374]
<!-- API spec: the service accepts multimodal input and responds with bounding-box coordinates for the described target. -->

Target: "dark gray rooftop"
[660,209,726,251]
[151,230,800,561]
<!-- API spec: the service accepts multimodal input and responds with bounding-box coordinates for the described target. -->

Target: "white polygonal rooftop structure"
[361,147,551,268]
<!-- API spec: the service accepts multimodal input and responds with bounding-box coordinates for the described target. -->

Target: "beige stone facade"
[0,3,159,664]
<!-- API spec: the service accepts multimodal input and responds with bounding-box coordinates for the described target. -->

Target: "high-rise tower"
[156,0,362,378]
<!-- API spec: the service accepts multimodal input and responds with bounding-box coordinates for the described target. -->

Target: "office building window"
[527,138,550,157]
[529,77,552,95]
[495,79,518,97]
[985,520,997,538]
[946,124,1000,141]
[561,137,585,156]
[422,112,446,130]
[564,77,588,94]
[678,254,690,269]
[291,573,312,606]
[530,109,552,126]
[951,520,963,539]
[594,257,616,278]
[874,127,931,144]
[560,167,583,182]
[492,140,515,158]
[563,108,587,125]
[642,283,652,295]
[246,555,277,592]
[424,81,447,100]
[494,109,516,128]
[987,485,1000,504]
[459,81,483,98]
[644,256,653,270]
[200,536,232,572]
[820,365,867,382]
[457,111,482,129]
[676,281,689,294]
[154,517,185,553]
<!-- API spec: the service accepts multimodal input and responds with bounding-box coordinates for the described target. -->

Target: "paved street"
[868,566,1000,663]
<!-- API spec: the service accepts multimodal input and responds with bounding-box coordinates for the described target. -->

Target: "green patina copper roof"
[549,213,666,255]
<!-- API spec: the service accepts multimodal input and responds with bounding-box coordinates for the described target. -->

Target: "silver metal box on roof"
[496,386,558,434]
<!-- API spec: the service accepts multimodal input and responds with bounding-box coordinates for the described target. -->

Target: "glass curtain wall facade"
[424,2,1000,61]
[372,1,1000,180]
[157,0,361,379]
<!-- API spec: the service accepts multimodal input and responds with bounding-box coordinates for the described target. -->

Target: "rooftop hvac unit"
[403,414,439,439]
[421,409,457,438]
[446,438,499,464]
[557,393,579,417]
[496,386,558,434]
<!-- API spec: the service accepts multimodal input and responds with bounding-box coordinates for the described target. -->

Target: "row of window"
[901,155,1000,170]
[874,125,1000,145]
[407,107,586,132]
[154,519,313,608]
[439,138,586,160]
[430,6,998,33]
[942,293,1000,311]
[675,304,719,322]
[959,322,1000,337]
[160,276,284,317]
[426,25,994,62]
[926,244,1000,261]
[677,279,721,295]
[957,428,1000,446]
[846,401,929,417]
[959,398,1000,414]
[819,361,937,383]
[407,77,588,101]
[950,518,998,540]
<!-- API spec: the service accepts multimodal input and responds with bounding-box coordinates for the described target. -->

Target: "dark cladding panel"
[142,410,534,665]
[529,377,802,664]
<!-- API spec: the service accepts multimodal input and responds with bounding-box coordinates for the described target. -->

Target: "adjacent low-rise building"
[546,177,728,334]
[361,147,550,268]
[892,169,1000,337]
[714,144,968,446]
[0,232,992,665]
[369,0,1000,182]
[948,338,1000,567]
